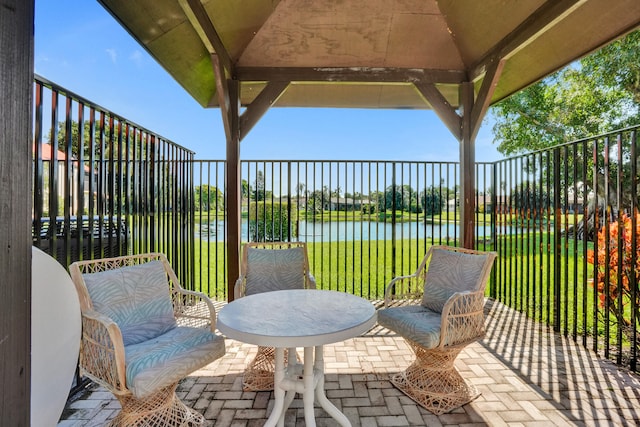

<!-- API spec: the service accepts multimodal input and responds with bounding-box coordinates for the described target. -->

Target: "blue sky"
[34,1,504,162]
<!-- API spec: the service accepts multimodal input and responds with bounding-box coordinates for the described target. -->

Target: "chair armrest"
[234,276,246,300]
[384,273,425,307]
[79,309,127,395]
[172,288,218,332]
[306,272,317,289]
[438,290,486,348]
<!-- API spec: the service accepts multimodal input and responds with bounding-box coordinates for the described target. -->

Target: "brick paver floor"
[58,299,640,426]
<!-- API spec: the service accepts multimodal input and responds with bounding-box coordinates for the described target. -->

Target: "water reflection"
[196,219,503,242]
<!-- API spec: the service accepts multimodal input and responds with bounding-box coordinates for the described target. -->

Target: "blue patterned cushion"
[377,305,443,349]
[124,326,226,398]
[421,249,489,313]
[245,247,306,295]
[83,260,177,346]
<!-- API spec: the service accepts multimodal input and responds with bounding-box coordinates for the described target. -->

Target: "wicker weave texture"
[242,347,301,391]
[234,242,315,391]
[107,383,204,427]
[381,245,497,414]
[392,341,478,415]
[69,252,223,426]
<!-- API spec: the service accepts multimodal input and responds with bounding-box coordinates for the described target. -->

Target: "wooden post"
[1,0,34,424]
[460,82,476,249]
[225,80,241,302]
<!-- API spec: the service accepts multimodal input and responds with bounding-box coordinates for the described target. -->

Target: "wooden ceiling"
[98,0,640,111]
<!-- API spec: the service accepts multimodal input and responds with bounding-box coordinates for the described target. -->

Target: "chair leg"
[243,347,297,391]
[108,383,204,427]
[391,340,479,415]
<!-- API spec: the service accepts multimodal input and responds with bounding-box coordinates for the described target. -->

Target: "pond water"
[195,219,503,242]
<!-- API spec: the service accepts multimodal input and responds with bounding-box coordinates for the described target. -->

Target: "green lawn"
[192,230,634,350]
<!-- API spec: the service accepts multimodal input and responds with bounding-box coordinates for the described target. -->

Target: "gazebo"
[2,0,640,423]
[94,0,640,297]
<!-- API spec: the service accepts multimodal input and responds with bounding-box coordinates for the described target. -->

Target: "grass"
[191,225,635,351]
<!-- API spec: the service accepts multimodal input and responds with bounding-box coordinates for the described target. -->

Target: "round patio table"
[218,289,377,427]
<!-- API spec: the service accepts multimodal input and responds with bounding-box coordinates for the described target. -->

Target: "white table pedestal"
[217,289,376,427]
[266,346,350,427]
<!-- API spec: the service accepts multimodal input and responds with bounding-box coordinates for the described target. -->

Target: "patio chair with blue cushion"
[69,253,226,427]
[234,241,316,391]
[377,245,497,415]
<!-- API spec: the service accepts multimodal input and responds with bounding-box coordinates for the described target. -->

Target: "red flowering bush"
[587,211,640,330]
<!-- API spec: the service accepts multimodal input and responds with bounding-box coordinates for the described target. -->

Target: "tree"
[241,179,249,200]
[490,30,640,238]
[252,171,272,201]
[382,184,414,212]
[420,187,443,216]
[491,69,631,157]
[582,31,640,109]
[296,183,306,197]
[491,30,640,156]
[195,185,223,211]
[306,188,329,217]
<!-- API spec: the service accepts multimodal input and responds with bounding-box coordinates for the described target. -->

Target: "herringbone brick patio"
[58,299,640,426]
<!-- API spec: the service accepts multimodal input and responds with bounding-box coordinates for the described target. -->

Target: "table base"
[265,346,351,427]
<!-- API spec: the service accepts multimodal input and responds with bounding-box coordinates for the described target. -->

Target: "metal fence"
[30,75,640,373]
[192,160,495,300]
[32,75,195,282]
[491,126,639,371]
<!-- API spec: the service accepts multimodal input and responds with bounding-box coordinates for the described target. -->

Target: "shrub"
[587,211,640,336]
[248,201,298,242]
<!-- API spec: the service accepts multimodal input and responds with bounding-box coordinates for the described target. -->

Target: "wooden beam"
[459,82,476,249]
[414,82,462,141]
[239,81,289,141]
[1,0,33,424]
[235,66,467,84]
[179,0,234,75]
[470,0,586,80]
[470,57,505,141]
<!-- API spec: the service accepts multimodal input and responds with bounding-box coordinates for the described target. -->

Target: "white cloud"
[129,50,143,67]
[106,48,117,63]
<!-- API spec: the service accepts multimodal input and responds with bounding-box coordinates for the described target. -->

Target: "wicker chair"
[377,245,497,415]
[234,241,316,391]
[69,253,226,427]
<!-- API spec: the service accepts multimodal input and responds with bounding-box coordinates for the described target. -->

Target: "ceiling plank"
[470,0,587,80]
[235,67,467,84]
[239,81,289,141]
[179,0,233,74]
[414,82,462,141]
[470,57,505,140]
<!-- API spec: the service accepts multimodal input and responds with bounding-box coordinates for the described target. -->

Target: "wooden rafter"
[470,57,505,141]
[179,0,233,75]
[470,0,586,80]
[414,82,462,141]
[239,81,289,141]
[235,67,467,84]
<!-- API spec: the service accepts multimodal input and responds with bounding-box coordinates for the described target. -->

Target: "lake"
[195,219,503,242]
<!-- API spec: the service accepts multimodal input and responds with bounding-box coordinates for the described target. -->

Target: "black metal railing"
[30,75,640,374]
[192,160,495,300]
[32,74,195,284]
[491,126,639,371]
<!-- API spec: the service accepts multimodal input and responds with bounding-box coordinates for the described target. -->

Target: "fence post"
[553,148,562,332]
